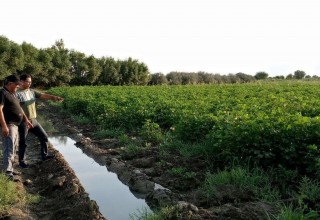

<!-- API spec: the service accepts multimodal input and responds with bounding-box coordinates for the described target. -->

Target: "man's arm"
[39,93,64,102]
[0,105,9,137]
[21,107,33,129]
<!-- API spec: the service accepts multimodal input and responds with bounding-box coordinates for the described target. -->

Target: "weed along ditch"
[48,135,152,219]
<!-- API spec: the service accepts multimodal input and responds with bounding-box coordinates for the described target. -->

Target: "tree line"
[0,36,149,87]
[0,35,317,88]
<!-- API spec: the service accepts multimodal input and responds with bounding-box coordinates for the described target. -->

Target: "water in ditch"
[48,135,151,220]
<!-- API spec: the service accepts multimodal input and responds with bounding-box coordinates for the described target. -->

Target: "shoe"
[42,154,56,161]
[12,171,21,175]
[5,171,14,180]
[5,171,20,182]
[19,161,30,169]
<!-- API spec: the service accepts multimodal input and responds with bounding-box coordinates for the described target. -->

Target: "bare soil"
[4,101,277,220]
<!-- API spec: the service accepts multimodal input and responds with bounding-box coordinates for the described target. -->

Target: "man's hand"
[2,125,9,137]
[54,96,64,102]
[26,119,33,129]
[40,94,64,102]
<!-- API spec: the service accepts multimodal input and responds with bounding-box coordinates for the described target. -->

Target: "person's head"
[20,73,32,89]
[4,75,20,92]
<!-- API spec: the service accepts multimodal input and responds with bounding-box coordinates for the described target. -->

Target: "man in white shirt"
[16,74,63,168]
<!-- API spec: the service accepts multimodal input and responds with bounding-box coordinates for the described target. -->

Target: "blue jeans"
[18,118,50,161]
[2,124,19,172]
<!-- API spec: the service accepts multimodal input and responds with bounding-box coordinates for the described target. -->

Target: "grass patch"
[273,204,319,220]
[296,176,320,210]
[130,206,178,220]
[202,166,280,203]
[0,174,40,215]
[118,134,133,145]
[168,167,196,180]
[139,120,164,145]
[120,133,153,159]
[123,143,145,157]
[70,114,91,125]
[93,128,125,139]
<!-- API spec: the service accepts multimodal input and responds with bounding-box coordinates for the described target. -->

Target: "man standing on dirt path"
[0,75,33,179]
[16,73,64,168]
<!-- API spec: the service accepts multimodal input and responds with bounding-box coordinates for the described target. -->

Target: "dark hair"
[4,75,20,85]
[20,74,32,81]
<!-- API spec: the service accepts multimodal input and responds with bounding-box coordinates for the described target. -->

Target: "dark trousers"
[18,118,49,161]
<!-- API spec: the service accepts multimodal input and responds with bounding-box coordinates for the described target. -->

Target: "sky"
[1,0,320,76]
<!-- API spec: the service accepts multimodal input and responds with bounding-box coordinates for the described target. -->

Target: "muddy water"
[48,136,151,220]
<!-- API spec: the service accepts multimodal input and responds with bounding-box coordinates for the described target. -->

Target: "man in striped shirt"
[16,74,64,168]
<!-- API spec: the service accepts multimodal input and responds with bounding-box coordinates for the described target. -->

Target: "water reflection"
[49,136,151,220]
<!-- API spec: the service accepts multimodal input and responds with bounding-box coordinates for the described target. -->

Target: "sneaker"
[42,154,56,161]
[12,171,21,175]
[5,171,14,180]
[19,161,30,169]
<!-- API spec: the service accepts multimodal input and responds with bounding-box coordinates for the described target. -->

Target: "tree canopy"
[0,35,317,88]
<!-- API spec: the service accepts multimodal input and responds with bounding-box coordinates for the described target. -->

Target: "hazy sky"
[1,0,320,76]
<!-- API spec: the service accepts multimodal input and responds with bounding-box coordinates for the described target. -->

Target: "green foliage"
[255,71,269,80]
[149,73,168,85]
[0,36,24,77]
[0,36,151,86]
[97,57,121,85]
[139,120,164,144]
[297,177,320,210]
[177,142,208,159]
[118,134,131,145]
[69,51,102,85]
[119,134,150,158]
[130,206,179,220]
[271,176,320,219]
[174,113,216,142]
[202,167,280,202]
[269,166,300,197]
[0,175,19,211]
[93,128,125,139]
[71,114,91,125]
[206,112,320,174]
[274,204,319,220]
[168,167,196,180]
[20,42,42,79]
[49,82,320,177]
[158,135,184,158]
[0,174,39,214]
[46,40,73,87]
[129,207,154,220]
[119,57,150,85]
[47,82,320,217]
[2,35,318,87]
[123,143,145,158]
[294,70,306,79]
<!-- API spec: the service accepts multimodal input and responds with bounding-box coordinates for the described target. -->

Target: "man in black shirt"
[0,75,32,180]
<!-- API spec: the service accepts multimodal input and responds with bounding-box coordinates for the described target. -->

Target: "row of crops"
[49,81,320,176]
